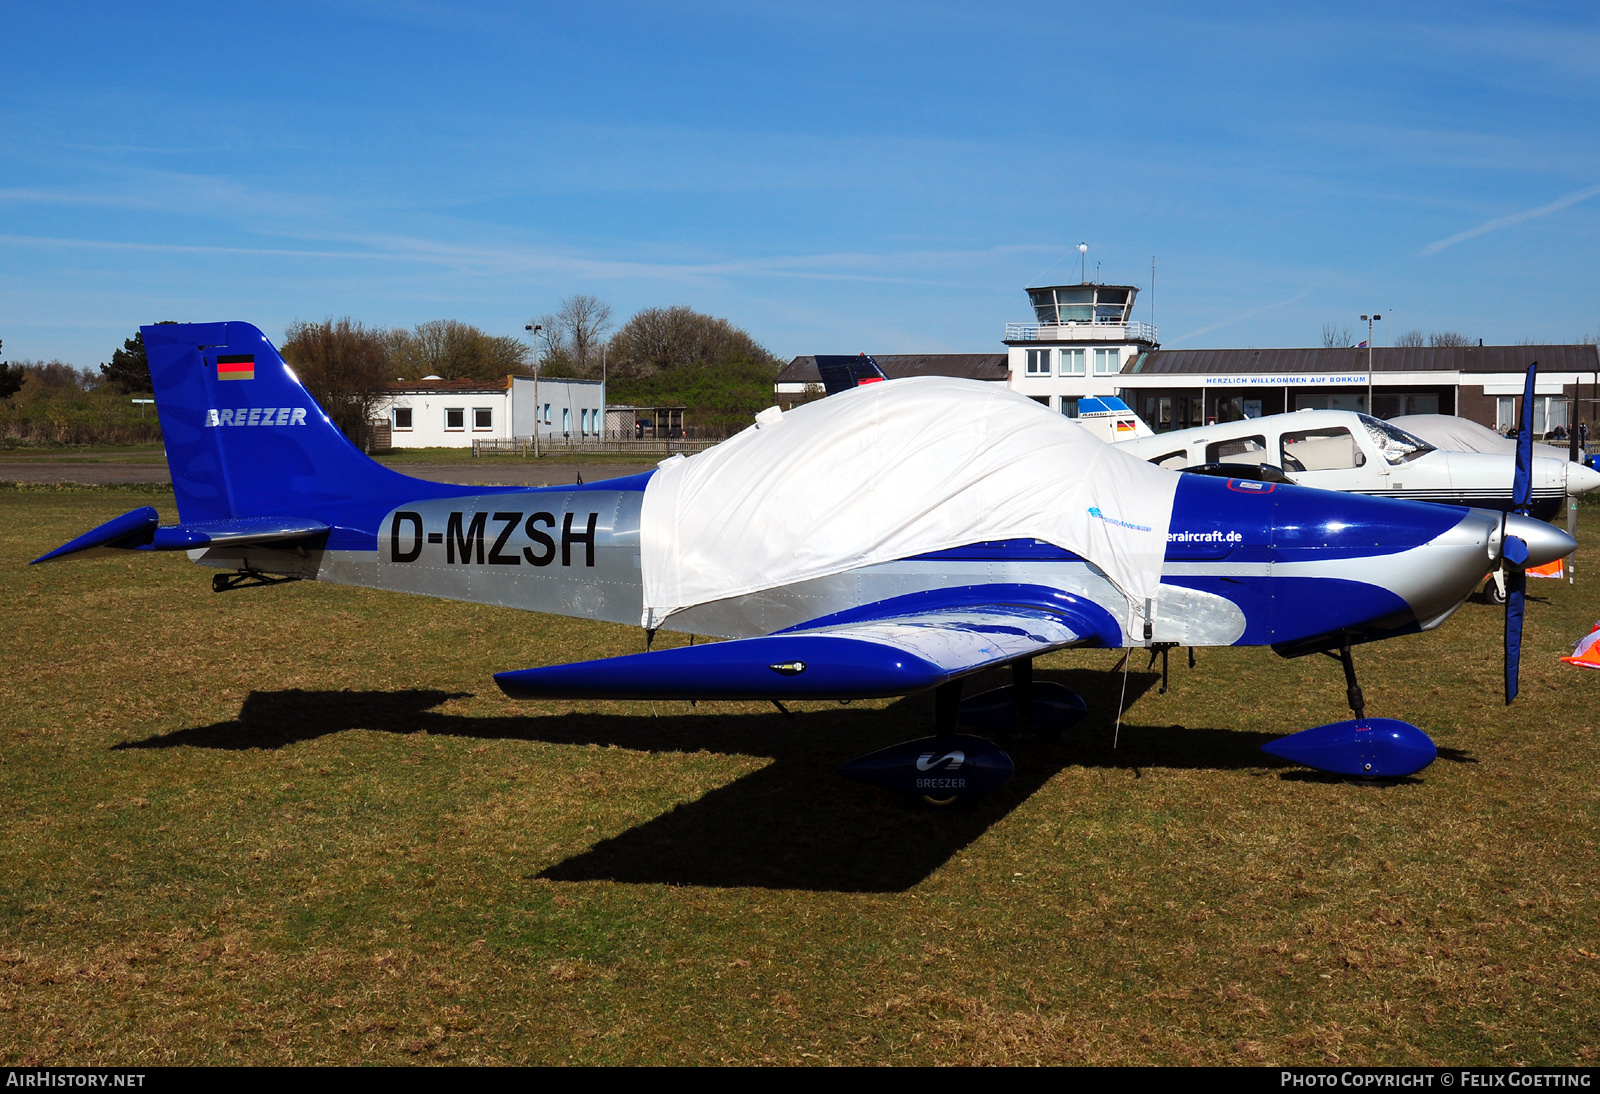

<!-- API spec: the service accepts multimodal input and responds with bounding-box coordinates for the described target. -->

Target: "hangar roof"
[778,354,1008,385]
[1126,344,1600,375]
[384,377,513,394]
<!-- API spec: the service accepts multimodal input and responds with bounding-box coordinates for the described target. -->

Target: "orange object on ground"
[1529,558,1565,579]
[1562,621,1600,669]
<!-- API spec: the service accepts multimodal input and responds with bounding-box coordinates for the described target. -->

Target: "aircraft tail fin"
[143,322,429,524]
[813,353,889,396]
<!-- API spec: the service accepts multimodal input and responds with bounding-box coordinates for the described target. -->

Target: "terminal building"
[778,280,1600,437]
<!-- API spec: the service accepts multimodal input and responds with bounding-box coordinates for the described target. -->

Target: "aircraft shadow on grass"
[114,667,1471,892]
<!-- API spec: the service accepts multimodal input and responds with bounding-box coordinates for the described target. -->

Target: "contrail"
[1166,288,1311,346]
[1422,182,1600,256]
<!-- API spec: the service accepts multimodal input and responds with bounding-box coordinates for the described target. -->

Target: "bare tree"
[1321,322,1354,349]
[391,320,529,381]
[1428,331,1474,347]
[281,318,393,442]
[532,314,572,374]
[554,294,613,376]
[393,320,454,377]
[16,361,98,390]
[1394,329,1426,347]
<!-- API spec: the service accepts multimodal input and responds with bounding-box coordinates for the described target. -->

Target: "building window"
[579,409,589,434]
[1061,397,1079,418]
[1296,393,1368,414]
[472,407,492,431]
[445,407,464,430]
[1054,287,1094,324]
[543,403,552,425]
[1025,349,1050,376]
[1093,348,1121,375]
[1373,393,1442,419]
[1029,395,1050,407]
[393,407,413,430]
[1060,349,1086,376]
[1535,395,1568,435]
[562,408,571,434]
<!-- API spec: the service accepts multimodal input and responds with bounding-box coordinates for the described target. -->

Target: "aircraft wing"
[494,590,1114,701]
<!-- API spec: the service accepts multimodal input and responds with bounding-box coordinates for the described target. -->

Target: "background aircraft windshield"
[1359,415,1436,465]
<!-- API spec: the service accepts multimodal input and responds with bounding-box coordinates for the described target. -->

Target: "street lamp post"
[524,323,542,458]
[1361,313,1382,415]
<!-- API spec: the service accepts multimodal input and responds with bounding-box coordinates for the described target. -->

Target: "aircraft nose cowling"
[1503,513,1577,568]
[1566,461,1600,497]
[1264,488,1500,648]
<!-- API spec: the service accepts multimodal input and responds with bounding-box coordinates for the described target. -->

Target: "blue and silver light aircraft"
[32,324,1575,798]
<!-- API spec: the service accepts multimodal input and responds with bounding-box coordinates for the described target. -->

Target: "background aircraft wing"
[495,589,1115,701]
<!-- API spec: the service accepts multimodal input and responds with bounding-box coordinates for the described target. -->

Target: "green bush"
[0,367,162,447]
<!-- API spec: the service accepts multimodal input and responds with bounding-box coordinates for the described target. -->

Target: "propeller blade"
[1504,534,1529,705]
[1513,361,1537,514]
[1505,569,1526,705]
[1503,361,1535,706]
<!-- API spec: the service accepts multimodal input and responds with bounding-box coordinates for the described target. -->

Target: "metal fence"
[1005,320,1159,342]
[472,437,718,457]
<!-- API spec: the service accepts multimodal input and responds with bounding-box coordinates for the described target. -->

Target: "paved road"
[0,460,658,488]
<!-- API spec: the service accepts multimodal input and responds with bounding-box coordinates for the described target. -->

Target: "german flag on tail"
[217,354,255,381]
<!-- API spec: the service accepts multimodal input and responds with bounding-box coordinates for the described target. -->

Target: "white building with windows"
[509,376,605,442]
[375,376,605,449]
[1003,282,1158,417]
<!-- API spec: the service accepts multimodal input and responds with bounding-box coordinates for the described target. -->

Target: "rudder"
[144,321,426,525]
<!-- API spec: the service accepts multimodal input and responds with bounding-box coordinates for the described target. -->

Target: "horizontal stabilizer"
[30,507,160,564]
[497,592,1103,701]
[32,510,329,565]
[145,516,331,550]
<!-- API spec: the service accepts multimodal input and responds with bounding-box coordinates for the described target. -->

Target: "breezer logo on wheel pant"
[915,750,965,772]
[388,511,599,567]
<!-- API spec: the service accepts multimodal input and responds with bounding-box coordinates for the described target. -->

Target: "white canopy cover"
[640,377,1179,633]
[1390,414,1566,456]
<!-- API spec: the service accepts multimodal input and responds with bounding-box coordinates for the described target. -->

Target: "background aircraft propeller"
[1505,361,1537,705]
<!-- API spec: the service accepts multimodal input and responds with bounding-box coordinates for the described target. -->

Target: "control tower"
[1002,282,1157,417]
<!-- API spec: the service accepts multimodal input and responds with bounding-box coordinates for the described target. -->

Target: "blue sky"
[3,1,1598,367]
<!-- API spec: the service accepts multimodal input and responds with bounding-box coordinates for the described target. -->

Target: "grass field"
[2,485,1598,1065]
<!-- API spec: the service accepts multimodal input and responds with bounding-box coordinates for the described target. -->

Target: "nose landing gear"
[1260,642,1437,778]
